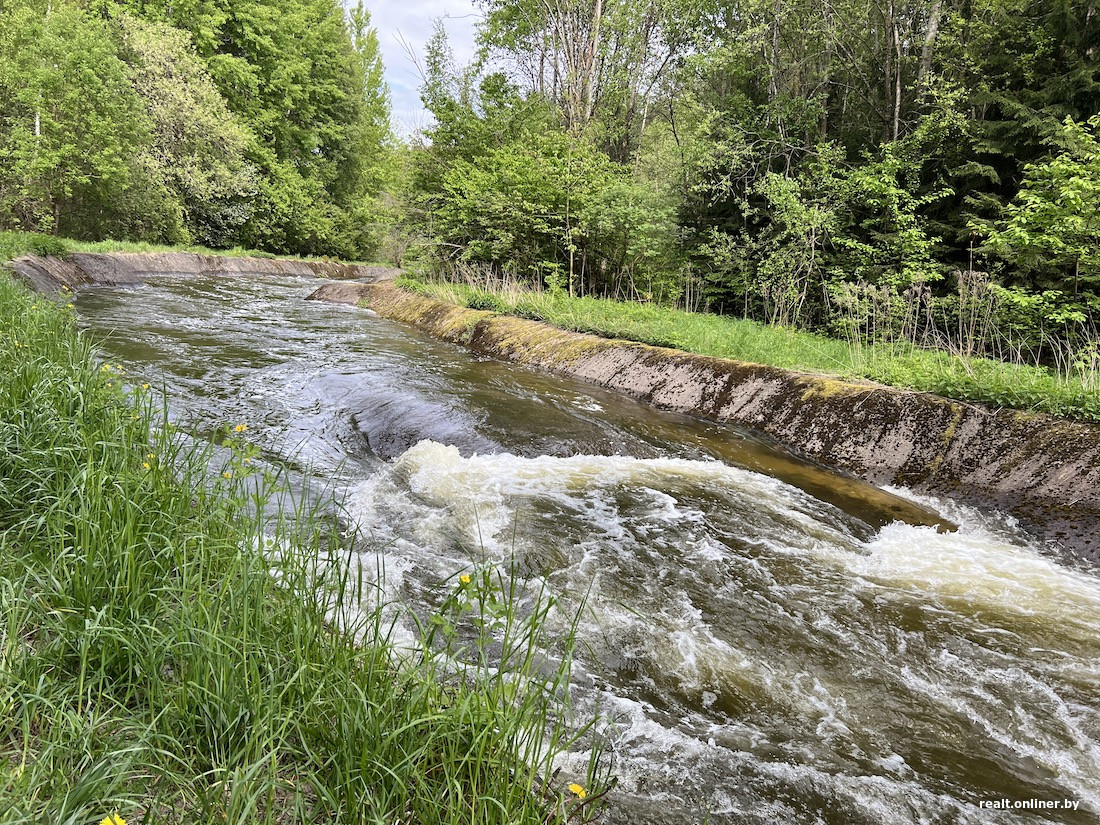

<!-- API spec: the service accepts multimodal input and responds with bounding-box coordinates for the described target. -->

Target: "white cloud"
[360,0,481,136]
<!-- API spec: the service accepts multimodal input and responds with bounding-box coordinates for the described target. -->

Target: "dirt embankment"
[309,281,1100,562]
[9,251,398,293]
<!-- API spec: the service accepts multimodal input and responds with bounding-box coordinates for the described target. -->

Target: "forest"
[405,0,1100,365]
[2,0,1099,361]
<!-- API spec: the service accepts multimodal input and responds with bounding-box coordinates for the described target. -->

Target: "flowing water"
[75,274,1100,824]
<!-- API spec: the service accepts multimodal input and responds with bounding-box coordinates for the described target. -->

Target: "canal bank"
[308,280,1100,562]
[8,250,399,293]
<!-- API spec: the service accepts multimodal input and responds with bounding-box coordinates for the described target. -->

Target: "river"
[74,274,1100,824]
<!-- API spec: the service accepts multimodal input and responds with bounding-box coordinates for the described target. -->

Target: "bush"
[465,292,507,312]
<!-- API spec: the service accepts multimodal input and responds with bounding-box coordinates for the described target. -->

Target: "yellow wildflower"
[568,783,587,799]
[146,453,155,460]
[459,574,471,585]
[223,471,233,479]
[142,462,150,470]
[233,423,247,433]
[142,383,149,389]
[99,816,126,825]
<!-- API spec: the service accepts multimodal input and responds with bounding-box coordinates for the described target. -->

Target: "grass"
[0,269,609,824]
[405,278,1100,423]
[0,230,387,267]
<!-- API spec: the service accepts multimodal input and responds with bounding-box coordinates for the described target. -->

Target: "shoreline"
[308,280,1100,563]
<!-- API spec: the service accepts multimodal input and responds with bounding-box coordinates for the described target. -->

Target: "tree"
[111,0,392,257]
[985,116,1100,295]
[116,13,258,247]
[476,0,677,160]
[0,1,158,237]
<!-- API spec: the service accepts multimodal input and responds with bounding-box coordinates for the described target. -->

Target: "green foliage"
[116,13,258,247]
[0,0,393,259]
[0,1,155,238]
[413,45,682,298]
[833,142,950,290]
[691,135,949,325]
[0,231,71,260]
[0,270,611,821]
[984,116,1100,294]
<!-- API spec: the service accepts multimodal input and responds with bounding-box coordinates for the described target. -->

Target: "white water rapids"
[74,274,1100,824]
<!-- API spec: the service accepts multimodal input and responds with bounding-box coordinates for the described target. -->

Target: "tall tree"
[476,0,676,160]
[0,0,161,238]
[116,13,257,247]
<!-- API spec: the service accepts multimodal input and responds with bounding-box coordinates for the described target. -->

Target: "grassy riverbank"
[407,279,1100,424]
[0,269,605,823]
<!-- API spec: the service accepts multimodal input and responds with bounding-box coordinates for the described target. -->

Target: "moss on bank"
[0,269,606,823]
[406,279,1100,424]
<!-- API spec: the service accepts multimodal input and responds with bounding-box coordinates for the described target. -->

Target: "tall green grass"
[409,279,1100,423]
[0,270,608,824]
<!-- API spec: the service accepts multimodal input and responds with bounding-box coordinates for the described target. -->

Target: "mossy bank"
[309,281,1100,563]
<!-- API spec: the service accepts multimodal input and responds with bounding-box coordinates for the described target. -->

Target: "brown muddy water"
[74,274,1100,824]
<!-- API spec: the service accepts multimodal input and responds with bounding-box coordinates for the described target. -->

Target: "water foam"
[337,440,1100,824]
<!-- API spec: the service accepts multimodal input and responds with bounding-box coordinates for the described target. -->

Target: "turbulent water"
[75,274,1100,824]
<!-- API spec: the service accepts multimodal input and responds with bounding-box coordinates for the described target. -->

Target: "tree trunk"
[584,0,603,124]
[893,17,902,140]
[917,0,944,86]
[769,0,782,104]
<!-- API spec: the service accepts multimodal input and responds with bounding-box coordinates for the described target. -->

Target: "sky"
[363,0,482,136]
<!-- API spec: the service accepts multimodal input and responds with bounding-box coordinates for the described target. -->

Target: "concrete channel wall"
[308,281,1100,563]
[9,251,397,293]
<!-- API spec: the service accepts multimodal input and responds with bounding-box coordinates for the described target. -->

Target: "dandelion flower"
[568,783,587,799]
[142,462,150,470]
[99,816,126,825]
[459,574,471,585]
[233,423,248,433]
[223,471,233,479]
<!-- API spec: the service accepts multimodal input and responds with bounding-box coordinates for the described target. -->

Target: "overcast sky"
[363,0,481,136]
